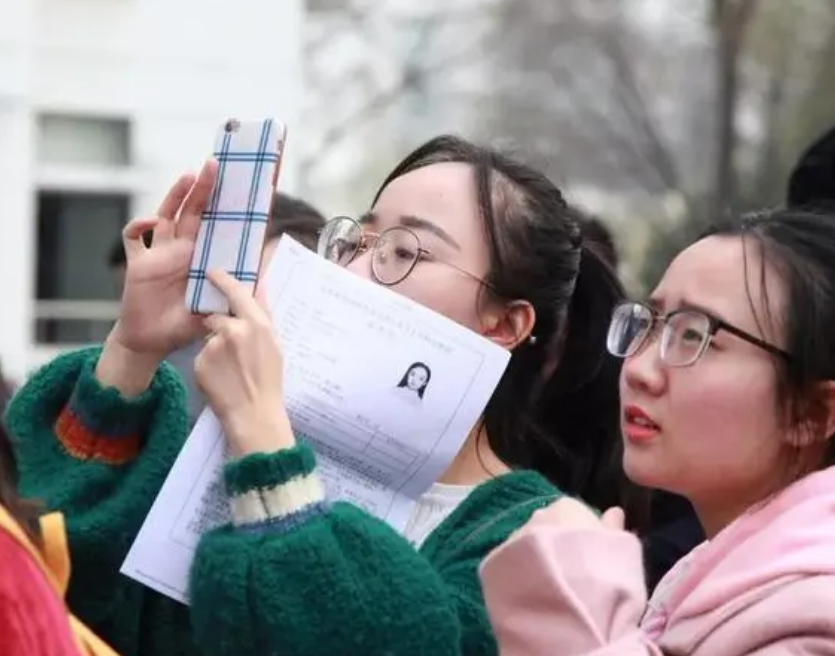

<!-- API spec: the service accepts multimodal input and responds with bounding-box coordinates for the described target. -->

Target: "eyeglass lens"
[607,303,713,367]
[318,217,361,266]
[319,217,423,286]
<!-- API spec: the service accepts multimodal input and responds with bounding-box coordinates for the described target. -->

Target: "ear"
[481,300,536,350]
[784,381,835,448]
[821,380,835,441]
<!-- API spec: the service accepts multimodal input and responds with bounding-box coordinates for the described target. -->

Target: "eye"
[394,246,417,260]
[379,229,420,262]
[681,327,705,343]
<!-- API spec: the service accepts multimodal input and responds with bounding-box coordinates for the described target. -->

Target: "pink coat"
[480,466,835,655]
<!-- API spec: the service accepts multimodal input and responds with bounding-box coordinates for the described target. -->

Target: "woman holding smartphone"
[6,136,631,656]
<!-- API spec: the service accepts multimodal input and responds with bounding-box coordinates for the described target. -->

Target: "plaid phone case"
[185,118,286,315]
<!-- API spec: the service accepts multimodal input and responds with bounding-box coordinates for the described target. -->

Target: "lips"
[623,404,660,443]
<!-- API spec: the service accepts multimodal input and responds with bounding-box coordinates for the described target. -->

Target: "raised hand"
[113,160,218,356]
[97,161,218,396]
[195,270,294,457]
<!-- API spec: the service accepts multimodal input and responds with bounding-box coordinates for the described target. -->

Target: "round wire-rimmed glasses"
[606,300,789,368]
[317,216,491,288]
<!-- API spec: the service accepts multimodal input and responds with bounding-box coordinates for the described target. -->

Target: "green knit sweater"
[6,347,561,656]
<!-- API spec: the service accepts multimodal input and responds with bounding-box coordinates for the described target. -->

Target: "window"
[37,114,131,167]
[33,114,136,347]
[35,192,128,344]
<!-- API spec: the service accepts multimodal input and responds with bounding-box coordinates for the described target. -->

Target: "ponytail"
[483,240,647,529]
[538,244,640,519]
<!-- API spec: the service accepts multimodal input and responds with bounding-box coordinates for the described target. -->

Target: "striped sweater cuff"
[224,443,327,530]
[54,354,163,465]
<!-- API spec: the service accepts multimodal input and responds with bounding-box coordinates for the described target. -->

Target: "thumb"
[601,507,626,531]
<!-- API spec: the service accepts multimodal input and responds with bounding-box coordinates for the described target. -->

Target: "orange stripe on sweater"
[55,407,141,466]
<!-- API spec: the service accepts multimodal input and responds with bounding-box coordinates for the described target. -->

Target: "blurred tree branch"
[597,24,681,192]
[301,0,835,290]
[710,0,762,216]
[485,0,690,197]
[301,0,498,184]
[300,28,489,180]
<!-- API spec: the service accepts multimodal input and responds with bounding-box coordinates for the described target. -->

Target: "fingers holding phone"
[185,118,287,316]
[194,269,293,456]
[98,160,219,395]
[97,116,286,397]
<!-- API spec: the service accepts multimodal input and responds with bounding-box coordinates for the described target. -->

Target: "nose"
[622,334,666,396]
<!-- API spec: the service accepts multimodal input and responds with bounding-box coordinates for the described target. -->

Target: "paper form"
[121,236,510,604]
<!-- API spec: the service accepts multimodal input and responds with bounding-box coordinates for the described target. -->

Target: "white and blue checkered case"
[186,118,286,315]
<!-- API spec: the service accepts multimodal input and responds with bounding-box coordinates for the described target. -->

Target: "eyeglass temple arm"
[716,321,789,359]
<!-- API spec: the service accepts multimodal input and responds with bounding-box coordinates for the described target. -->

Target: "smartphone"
[185,117,287,315]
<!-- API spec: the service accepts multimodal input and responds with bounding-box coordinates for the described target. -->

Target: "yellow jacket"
[0,504,119,656]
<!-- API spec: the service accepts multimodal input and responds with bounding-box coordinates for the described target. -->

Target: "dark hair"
[577,212,619,270]
[107,192,326,269]
[373,136,631,515]
[266,192,326,249]
[704,208,835,472]
[0,419,41,544]
[397,362,432,399]
[786,126,835,210]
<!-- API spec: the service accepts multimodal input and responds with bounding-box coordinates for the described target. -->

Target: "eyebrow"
[648,296,732,325]
[400,215,460,250]
[678,299,732,325]
[361,211,460,250]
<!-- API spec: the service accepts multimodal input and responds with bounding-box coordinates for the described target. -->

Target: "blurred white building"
[0,0,304,381]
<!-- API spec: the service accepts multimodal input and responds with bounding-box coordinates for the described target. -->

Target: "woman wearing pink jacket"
[480,207,835,655]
